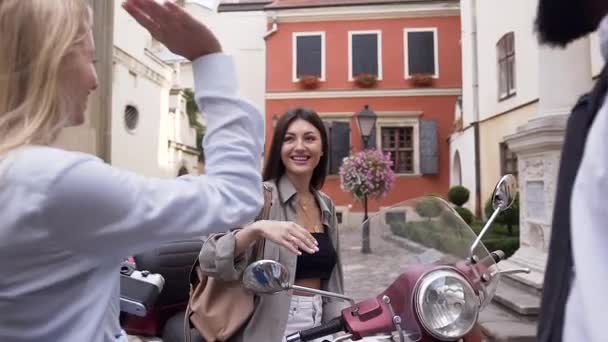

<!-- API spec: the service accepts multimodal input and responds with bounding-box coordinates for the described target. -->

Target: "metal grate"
[124,105,139,132]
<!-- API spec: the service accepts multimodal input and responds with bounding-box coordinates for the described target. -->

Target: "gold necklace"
[297,198,321,233]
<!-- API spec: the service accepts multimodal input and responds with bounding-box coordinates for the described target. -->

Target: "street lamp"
[356,105,377,149]
[355,105,377,254]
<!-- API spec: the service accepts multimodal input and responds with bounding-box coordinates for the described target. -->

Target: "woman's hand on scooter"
[122,0,222,60]
[251,220,319,255]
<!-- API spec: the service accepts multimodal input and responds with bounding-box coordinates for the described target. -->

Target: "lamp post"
[355,105,377,254]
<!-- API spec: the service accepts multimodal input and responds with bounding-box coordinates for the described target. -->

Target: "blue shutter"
[297,36,322,78]
[368,125,377,150]
[419,120,438,175]
[352,34,379,77]
[408,31,435,75]
[327,121,351,174]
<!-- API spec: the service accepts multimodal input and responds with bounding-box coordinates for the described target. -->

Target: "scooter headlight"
[414,269,479,341]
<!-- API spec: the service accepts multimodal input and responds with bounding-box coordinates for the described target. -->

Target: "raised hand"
[122,0,222,61]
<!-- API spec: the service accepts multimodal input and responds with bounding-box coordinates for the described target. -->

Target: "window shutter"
[352,34,379,77]
[330,122,350,174]
[419,120,438,175]
[297,35,322,78]
[408,31,435,75]
[367,125,377,149]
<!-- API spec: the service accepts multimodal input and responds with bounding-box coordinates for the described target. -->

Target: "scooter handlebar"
[286,317,344,342]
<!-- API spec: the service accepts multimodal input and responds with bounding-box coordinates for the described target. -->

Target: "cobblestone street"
[339,222,422,303]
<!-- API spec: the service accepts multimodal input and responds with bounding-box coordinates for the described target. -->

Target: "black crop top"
[295,232,337,280]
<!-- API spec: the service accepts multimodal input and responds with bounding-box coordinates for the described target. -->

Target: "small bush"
[454,206,474,225]
[448,186,470,206]
[415,198,443,221]
[485,195,520,236]
[482,237,520,258]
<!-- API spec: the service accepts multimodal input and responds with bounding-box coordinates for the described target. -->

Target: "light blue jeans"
[283,295,327,342]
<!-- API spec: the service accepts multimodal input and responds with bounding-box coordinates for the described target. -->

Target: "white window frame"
[375,117,420,175]
[404,28,439,79]
[348,30,383,81]
[292,32,326,83]
[497,32,516,100]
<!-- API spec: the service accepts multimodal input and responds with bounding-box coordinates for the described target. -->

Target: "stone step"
[493,279,541,316]
[501,273,543,297]
[478,302,538,342]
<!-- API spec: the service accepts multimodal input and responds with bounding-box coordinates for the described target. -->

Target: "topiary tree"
[447,185,473,225]
[454,207,474,224]
[448,186,470,207]
[415,198,443,222]
[485,194,519,236]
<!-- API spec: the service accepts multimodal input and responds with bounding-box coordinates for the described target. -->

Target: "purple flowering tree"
[339,149,396,253]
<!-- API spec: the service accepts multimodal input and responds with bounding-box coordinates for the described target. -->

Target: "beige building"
[57,1,233,178]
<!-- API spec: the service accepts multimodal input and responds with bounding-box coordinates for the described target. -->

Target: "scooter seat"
[134,239,204,307]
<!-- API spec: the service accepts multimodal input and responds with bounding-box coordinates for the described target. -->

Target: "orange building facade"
[264,0,462,225]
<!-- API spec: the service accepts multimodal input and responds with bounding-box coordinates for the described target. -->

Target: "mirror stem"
[469,208,501,262]
[291,285,356,305]
[497,268,531,276]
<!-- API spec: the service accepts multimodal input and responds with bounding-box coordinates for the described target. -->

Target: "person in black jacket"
[535,0,608,341]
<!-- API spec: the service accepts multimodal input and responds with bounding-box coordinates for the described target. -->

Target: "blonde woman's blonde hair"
[0,0,92,155]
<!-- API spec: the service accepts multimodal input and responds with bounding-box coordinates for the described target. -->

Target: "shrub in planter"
[299,75,320,90]
[354,73,377,88]
[448,186,470,207]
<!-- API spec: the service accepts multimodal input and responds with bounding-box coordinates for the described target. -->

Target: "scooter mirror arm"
[291,285,357,305]
[469,208,501,263]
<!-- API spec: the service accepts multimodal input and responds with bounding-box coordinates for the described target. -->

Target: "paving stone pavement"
[339,223,422,303]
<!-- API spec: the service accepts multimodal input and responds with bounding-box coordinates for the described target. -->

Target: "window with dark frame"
[500,142,518,179]
[381,127,414,174]
[295,34,323,79]
[497,32,516,100]
[406,30,436,76]
[351,33,379,78]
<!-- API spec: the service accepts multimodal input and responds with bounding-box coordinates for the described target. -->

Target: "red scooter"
[242,175,528,342]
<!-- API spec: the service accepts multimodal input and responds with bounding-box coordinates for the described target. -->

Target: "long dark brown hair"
[263,108,329,190]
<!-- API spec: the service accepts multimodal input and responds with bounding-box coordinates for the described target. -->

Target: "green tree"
[183,89,205,149]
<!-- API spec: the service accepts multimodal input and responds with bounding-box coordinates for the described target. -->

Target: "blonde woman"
[0,1,316,341]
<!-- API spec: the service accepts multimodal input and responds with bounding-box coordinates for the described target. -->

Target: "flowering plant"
[339,149,396,201]
[354,73,377,88]
[299,74,320,89]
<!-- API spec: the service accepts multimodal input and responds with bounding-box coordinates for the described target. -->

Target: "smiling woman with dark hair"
[198,107,346,342]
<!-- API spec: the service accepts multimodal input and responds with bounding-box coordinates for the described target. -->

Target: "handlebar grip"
[491,250,505,263]
[287,317,344,342]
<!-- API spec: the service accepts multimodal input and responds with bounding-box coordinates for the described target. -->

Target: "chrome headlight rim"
[413,267,480,341]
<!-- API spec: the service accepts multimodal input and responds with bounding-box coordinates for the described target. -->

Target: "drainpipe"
[264,15,278,40]
[470,0,482,218]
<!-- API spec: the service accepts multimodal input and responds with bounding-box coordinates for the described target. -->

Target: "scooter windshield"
[341,196,500,341]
